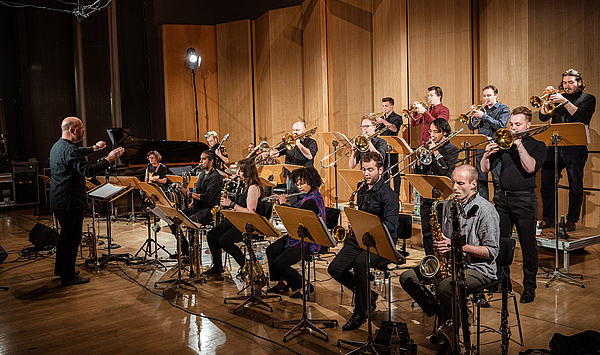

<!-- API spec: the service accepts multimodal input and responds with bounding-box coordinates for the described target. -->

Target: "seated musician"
[145,150,170,191]
[398,164,499,350]
[349,115,387,169]
[171,150,223,257]
[265,167,325,298]
[328,152,399,331]
[255,142,279,167]
[204,158,264,275]
[205,131,229,171]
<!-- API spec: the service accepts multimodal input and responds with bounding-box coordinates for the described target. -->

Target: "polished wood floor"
[1,207,599,354]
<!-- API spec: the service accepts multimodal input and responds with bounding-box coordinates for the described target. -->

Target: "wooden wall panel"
[478,0,529,113]
[216,20,254,163]
[528,0,600,227]
[407,0,472,147]
[163,25,219,142]
[254,6,304,146]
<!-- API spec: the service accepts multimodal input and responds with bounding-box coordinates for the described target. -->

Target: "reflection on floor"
[1,208,599,354]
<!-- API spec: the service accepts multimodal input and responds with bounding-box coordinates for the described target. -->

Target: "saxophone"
[84,222,99,268]
[211,177,237,226]
[188,229,202,278]
[241,253,268,289]
[419,193,454,280]
[332,180,366,244]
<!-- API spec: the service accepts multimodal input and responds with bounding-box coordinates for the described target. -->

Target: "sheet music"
[88,183,127,199]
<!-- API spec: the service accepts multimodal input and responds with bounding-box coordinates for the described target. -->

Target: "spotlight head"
[186,47,201,70]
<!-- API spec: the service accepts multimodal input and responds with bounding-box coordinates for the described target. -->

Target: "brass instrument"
[458,101,489,128]
[271,127,317,153]
[331,179,365,243]
[246,140,268,159]
[320,124,388,168]
[241,252,268,289]
[83,222,99,268]
[419,193,454,281]
[166,171,191,209]
[530,89,566,114]
[414,129,463,165]
[261,191,306,202]
[189,229,202,278]
[402,101,431,121]
[492,125,550,150]
[211,177,239,225]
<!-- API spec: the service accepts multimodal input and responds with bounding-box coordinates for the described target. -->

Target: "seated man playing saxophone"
[398,164,499,351]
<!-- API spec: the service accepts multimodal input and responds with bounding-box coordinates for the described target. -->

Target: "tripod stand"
[134,201,169,271]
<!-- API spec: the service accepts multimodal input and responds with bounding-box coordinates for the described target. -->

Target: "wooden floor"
[1,207,599,355]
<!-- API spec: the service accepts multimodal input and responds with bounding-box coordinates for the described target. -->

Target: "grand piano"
[107,128,209,168]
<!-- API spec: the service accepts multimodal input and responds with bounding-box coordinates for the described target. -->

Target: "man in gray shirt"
[399,164,499,349]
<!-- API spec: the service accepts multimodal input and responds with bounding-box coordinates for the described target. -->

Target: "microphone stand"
[332,139,339,209]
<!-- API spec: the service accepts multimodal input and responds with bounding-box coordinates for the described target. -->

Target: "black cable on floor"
[113,261,301,355]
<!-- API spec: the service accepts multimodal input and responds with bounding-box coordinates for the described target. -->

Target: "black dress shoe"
[290,284,314,299]
[203,266,224,275]
[520,289,536,303]
[61,275,91,286]
[342,313,366,331]
[267,284,289,294]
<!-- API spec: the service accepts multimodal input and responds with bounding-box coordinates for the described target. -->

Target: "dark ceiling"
[152,0,304,25]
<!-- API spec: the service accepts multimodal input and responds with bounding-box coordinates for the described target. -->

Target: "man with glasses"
[349,115,387,169]
[205,131,229,171]
[414,118,459,256]
[468,85,510,201]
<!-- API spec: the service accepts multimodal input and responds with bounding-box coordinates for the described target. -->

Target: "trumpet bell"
[458,113,469,124]
[529,95,543,108]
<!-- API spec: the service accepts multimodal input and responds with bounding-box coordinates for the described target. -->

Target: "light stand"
[186,47,202,142]
[540,134,584,288]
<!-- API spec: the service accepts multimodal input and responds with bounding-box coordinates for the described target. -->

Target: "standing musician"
[399,164,499,351]
[272,121,318,207]
[204,158,264,276]
[468,85,511,201]
[414,118,459,256]
[50,116,124,286]
[481,106,547,304]
[145,150,170,192]
[266,167,325,299]
[255,142,279,167]
[205,131,229,171]
[410,86,450,145]
[328,152,399,331]
[377,97,404,193]
[349,115,387,169]
[171,150,223,257]
[538,69,596,232]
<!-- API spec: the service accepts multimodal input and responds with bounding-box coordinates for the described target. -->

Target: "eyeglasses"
[361,125,375,128]
[428,129,440,134]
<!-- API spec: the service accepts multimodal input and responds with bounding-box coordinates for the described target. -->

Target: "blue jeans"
[541,145,588,223]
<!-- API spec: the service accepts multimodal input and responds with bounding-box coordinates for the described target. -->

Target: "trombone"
[383,128,463,184]
[530,89,566,115]
[458,101,488,128]
[319,124,388,169]
[451,124,550,165]
[270,127,317,155]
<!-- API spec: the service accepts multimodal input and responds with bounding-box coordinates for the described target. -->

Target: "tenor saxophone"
[419,194,454,280]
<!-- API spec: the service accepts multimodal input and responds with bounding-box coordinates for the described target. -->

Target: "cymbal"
[225,167,238,175]
[216,169,228,177]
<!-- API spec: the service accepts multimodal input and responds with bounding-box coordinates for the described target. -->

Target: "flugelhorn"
[530,88,566,114]
[458,101,488,128]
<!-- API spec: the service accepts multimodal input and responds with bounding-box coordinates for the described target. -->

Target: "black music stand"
[221,210,282,313]
[338,208,404,354]
[153,204,202,293]
[272,206,338,342]
[534,123,587,288]
[87,183,133,268]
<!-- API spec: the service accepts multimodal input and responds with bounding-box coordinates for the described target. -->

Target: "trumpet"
[402,101,431,121]
[458,101,489,128]
[530,89,566,114]
[271,127,317,153]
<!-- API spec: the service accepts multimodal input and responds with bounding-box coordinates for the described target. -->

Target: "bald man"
[272,121,318,207]
[50,117,124,286]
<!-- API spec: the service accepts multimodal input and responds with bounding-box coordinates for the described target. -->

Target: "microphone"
[466,205,479,218]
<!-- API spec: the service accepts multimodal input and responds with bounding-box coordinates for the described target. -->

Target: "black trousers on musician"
[494,190,539,292]
[54,208,84,282]
[266,235,313,292]
[420,198,435,256]
[328,237,389,317]
[206,219,245,269]
[385,153,401,194]
[169,206,213,256]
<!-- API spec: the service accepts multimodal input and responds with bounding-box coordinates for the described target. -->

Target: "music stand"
[116,176,145,223]
[380,136,413,198]
[258,164,287,185]
[338,169,366,205]
[404,174,453,200]
[87,183,133,268]
[449,133,489,162]
[272,206,338,342]
[321,132,351,208]
[153,204,202,293]
[135,182,173,271]
[221,210,282,313]
[338,208,404,354]
[533,123,587,288]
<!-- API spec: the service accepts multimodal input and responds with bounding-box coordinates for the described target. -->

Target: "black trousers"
[494,190,539,291]
[420,198,435,256]
[266,236,312,291]
[541,146,588,223]
[327,237,388,316]
[385,153,401,194]
[169,206,213,255]
[206,219,245,269]
[54,208,84,281]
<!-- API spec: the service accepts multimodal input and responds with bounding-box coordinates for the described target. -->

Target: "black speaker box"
[29,223,60,248]
[0,245,7,264]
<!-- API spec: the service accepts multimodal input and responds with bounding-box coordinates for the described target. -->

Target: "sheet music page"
[88,183,126,199]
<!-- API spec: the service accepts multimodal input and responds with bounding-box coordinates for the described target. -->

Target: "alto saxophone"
[211,177,237,226]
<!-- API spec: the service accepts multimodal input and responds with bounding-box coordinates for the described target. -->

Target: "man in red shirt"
[410,86,450,145]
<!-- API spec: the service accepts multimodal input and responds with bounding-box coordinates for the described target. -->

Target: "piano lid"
[107,128,209,167]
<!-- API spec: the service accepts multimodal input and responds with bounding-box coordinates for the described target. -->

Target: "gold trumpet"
[530,89,566,114]
[402,101,431,121]
[458,101,488,127]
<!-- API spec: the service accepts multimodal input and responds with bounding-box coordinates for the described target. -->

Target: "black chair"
[469,237,524,353]
[397,214,412,257]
